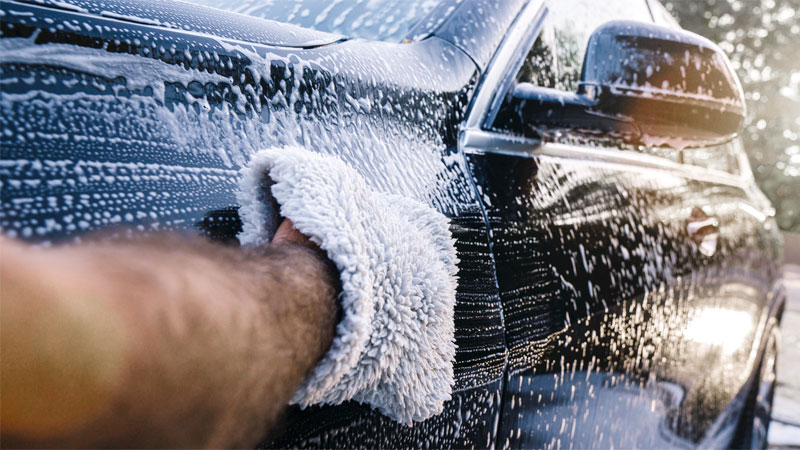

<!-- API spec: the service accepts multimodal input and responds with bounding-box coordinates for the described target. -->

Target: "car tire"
[731,326,779,449]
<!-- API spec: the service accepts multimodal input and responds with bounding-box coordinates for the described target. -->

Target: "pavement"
[769,264,800,448]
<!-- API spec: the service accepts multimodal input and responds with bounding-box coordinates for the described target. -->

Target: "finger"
[272,219,318,251]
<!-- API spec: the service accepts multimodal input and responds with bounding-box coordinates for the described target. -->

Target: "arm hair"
[0,232,340,448]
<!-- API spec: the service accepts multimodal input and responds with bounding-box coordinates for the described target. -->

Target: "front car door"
[0,0,511,447]
[460,0,784,447]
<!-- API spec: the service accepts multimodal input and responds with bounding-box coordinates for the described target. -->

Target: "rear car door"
[461,0,783,447]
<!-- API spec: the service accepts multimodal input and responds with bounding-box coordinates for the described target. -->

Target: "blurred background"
[663,1,800,447]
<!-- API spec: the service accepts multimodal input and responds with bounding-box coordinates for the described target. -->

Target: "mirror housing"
[497,20,746,148]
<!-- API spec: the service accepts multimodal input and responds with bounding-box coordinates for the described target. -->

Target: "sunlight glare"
[682,307,754,354]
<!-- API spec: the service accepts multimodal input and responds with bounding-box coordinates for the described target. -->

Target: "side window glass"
[552,28,582,91]
[546,0,653,90]
[682,141,742,175]
[485,23,560,136]
[516,26,558,89]
[515,23,577,92]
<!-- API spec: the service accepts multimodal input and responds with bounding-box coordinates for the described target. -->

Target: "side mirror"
[496,20,746,147]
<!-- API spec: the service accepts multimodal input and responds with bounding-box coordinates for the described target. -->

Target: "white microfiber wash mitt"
[236,147,459,425]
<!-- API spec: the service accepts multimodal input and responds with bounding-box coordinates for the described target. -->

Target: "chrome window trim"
[482,9,547,128]
[733,137,755,181]
[459,128,541,154]
[462,0,546,130]
[459,0,751,190]
[460,129,752,190]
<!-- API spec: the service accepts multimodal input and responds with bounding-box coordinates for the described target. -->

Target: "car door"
[460,0,782,448]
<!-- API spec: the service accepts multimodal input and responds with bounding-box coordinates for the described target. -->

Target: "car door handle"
[687,217,719,236]
[687,214,720,257]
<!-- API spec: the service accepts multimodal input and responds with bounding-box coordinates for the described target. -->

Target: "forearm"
[0,234,339,448]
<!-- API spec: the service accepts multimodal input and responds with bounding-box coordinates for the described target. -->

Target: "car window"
[547,0,653,91]
[682,140,742,175]
[180,0,441,42]
[515,26,558,89]
[483,0,742,179]
[492,0,656,119]
[515,22,576,91]
[493,1,754,170]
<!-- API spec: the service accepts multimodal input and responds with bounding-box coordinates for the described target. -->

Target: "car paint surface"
[0,0,785,448]
[464,147,782,447]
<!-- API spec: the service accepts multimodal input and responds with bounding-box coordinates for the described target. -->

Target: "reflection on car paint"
[466,151,781,446]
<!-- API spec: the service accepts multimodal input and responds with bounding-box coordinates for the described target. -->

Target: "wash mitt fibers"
[236,147,459,425]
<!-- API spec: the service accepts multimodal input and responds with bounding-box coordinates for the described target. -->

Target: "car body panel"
[463,144,782,447]
[423,0,529,71]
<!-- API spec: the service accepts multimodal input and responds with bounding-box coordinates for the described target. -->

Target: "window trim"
[647,0,682,29]
[460,0,751,189]
[462,131,747,187]
[462,0,546,131]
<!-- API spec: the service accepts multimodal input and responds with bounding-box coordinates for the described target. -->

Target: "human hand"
[271,218,320,252]
[0,226,340,448]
